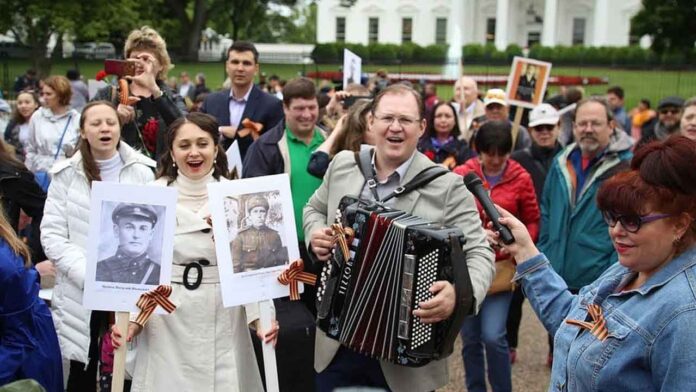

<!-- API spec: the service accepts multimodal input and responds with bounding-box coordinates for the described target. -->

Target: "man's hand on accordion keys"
[310,227,335,262]
[412,280,456,324]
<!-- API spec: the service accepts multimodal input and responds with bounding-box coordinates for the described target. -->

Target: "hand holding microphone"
[463,173,515,244]
[463,172,540,263]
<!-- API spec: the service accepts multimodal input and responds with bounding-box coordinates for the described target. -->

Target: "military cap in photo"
[246,195,270,212]
[112,203,158,225]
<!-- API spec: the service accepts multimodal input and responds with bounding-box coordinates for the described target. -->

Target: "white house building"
[317,0,644,50]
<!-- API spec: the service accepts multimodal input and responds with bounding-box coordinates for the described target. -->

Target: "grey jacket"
[303,150,495,391]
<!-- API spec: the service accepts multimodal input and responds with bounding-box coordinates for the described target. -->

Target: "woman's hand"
[116,103,136,124]
[486,205,540,265]
[34,260,56,277]
[125,54,160,96]
[310,227,335,262]
[111,322,143,349]
[256,320,280,347]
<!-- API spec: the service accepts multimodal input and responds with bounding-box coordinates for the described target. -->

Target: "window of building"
[486,18,496,43]
[435,18,447,44]
[572,18,586,45]
[527,31,541,47]
[402,18,413,43]
[336,17,346,42]
[369,17,379,43]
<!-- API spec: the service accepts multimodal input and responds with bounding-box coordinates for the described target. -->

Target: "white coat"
[130,177,264,392]
[25,107,81,173]
[40,142,155,365]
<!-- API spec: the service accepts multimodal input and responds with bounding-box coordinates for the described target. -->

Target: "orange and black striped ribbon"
[278,259,316,301]
[566,303,609,342]
[331,223,354,261]
[133,285,177,327]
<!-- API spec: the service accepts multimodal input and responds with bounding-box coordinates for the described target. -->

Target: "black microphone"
[463,172,515,245]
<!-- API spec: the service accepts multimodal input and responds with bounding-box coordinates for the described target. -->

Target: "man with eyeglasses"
[538,97,633,295]
[304,83,494,392]
[638,96,685,148]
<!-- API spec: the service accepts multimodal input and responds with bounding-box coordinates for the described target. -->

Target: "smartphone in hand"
[104,59,136,78]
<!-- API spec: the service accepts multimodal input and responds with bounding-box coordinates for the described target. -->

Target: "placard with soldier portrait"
[208,174,300,307]
[505,56,552,109]
[83,182,177,312]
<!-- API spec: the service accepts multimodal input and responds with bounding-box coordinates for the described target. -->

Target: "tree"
[0,0,79,76]
[631,0,696,55]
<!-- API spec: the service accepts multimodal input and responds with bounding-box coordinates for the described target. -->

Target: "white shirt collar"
[229,84,253,102]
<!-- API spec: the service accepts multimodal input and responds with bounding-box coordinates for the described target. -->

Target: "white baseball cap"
[529,103,560,128]
[483,88,508,107]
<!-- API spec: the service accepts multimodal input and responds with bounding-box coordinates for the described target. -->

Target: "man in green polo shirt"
[243,76,326,309]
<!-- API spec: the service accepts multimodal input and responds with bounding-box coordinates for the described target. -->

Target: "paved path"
[440,301,552,391]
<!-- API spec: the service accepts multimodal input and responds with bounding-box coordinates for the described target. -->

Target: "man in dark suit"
[201,41,284,159]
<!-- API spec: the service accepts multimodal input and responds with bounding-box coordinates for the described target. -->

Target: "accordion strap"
[355,148,448,203]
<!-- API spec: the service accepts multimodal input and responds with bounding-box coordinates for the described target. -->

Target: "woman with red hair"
[491,135,696,390]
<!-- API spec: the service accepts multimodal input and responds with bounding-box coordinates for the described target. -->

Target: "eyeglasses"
[601,211,672,233]
[532,124,555,132]
[574,120,608,130]
[373,114,419,127]
[659,108,680,115]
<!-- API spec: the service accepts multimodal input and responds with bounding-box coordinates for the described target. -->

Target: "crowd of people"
[2,25,696,392]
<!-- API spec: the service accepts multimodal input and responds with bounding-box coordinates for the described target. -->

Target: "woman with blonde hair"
[93,26,185,161]
[0,206,62,391]
[41,101,155,390]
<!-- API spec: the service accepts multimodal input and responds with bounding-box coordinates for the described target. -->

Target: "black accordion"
[316,196,474,367]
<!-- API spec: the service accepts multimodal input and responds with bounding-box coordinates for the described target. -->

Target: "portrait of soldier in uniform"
[230,194,289,273]
[515,63,538,103]
[96,203,161,285]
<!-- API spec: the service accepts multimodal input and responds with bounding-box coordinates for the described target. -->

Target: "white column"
[542,0,558,46]
[593,0,609,46]
[495,0,509,51]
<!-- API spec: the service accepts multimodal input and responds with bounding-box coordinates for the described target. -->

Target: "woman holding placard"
[111,112,278,392]
[41,101,156,390]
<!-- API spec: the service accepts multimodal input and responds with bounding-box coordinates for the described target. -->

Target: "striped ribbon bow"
[133,285,177,327]
[277,260,316,300]
[331,223,354,261]
[566,303,609,342]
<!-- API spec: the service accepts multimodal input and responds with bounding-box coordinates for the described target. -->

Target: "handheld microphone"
[463,172,515,245]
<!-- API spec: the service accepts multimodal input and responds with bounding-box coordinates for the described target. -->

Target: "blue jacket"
[200,85,283,159]
[538,130,632,290]
[0,240,62,391]
[515,246,696,391]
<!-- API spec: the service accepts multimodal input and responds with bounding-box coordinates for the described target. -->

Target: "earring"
[172,162,176,168]
[213,159,217,164]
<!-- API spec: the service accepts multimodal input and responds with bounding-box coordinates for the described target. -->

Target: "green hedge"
[312,42,446,64]
[312,42,694,68]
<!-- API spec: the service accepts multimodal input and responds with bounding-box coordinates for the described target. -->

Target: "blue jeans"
[460,291,513,392]
[316,346,391,392]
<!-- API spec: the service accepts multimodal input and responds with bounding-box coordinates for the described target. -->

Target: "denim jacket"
[515,246,696,391]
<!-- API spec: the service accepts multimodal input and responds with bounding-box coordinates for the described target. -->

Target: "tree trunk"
[183,0,209,61]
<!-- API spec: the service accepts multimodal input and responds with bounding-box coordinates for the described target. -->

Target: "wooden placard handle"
[111,311,129,392]
[260,300,279,392]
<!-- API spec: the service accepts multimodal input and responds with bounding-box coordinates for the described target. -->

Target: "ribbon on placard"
[133,285,177,327]
[565,303,609,342]
[331,222,355,261]
[277,260,316,300]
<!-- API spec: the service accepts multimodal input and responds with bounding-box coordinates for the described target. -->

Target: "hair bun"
[632,136,696,195]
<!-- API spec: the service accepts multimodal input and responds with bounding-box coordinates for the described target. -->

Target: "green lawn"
[3,59,694,110]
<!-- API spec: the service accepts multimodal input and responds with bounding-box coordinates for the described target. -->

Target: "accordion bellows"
[316,196,471,367]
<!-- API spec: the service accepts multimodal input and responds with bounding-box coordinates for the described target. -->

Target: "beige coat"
[303,150,495,392]
[130,178,263,392]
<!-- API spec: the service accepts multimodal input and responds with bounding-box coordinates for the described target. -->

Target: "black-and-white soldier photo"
[95,202,163,285]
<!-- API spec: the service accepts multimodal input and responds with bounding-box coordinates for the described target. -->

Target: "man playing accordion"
[304,84,495,391]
